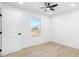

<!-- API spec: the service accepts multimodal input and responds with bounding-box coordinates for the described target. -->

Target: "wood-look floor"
[5,41,79,57]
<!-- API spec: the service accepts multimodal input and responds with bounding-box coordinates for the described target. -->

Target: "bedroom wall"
[21,11,51,48]
[51,9,79,49]
[1,4,51,55]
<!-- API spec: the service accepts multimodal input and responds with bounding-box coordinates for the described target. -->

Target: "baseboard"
[22,40,50,49]
[51,40,79,49]
[2,40,50,56]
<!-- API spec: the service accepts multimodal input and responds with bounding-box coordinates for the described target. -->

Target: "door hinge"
[0,49,2,52]
[0,32,2,34]
[0,14,2,16]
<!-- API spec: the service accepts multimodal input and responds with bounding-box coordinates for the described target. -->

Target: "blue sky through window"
[31,17,41,26]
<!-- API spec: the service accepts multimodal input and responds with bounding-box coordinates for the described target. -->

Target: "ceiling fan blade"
[45,2,48,7]
[48,3,50,6]
[50,8,55,11]
[51,4,58,7]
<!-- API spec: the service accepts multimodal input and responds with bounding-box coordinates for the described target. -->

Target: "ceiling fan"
[41,2,58,11]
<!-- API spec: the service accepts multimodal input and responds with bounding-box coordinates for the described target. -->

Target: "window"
[31,17,41,37]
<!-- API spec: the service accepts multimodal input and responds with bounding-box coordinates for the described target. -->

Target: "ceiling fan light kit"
[41,2,58,12]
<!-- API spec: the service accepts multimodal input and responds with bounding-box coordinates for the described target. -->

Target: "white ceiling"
[2,2,79,17]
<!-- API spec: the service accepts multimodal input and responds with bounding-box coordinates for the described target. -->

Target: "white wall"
[51,9,79,49]
[21,12,51,48]
[2,4,51,55]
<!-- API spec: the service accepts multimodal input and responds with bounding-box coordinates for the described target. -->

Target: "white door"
[2,10,22,55]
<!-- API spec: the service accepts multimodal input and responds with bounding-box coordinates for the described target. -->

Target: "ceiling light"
[70,3,75,7]
[47,8,50,10]
[19,2,23,5]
